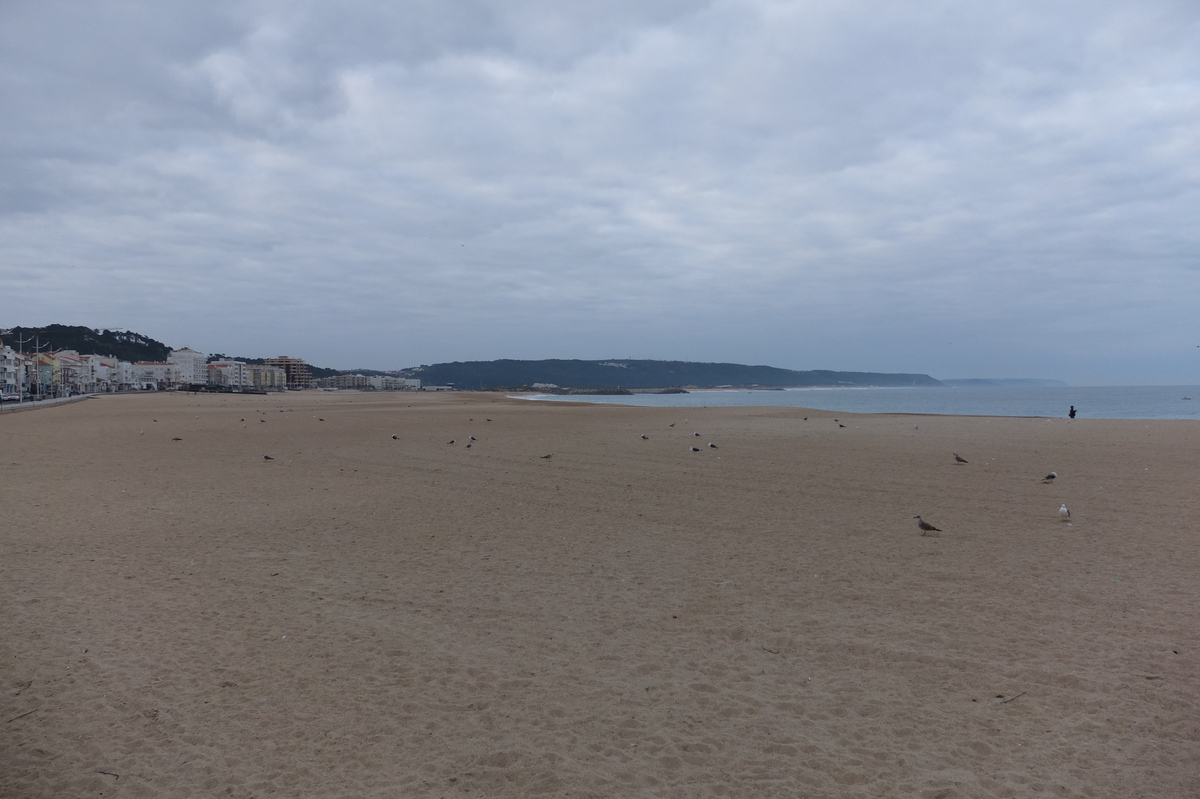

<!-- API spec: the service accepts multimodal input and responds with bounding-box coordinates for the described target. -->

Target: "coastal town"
[0,341,421,401]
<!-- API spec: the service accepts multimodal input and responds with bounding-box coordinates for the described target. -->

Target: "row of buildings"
[0,343,287,397]
[0,342,420,398]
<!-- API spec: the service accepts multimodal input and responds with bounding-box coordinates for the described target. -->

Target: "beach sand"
[2,391,1197,798]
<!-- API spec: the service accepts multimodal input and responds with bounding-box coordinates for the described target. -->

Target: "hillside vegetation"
[408,359,942,390]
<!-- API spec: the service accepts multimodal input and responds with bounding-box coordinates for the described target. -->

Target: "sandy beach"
[2,390,1197,798]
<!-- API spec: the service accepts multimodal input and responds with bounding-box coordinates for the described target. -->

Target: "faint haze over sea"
[524,385,1200,421]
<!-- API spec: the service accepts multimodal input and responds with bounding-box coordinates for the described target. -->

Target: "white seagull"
[1041,471,1057,483]
[1059,504,1071,521]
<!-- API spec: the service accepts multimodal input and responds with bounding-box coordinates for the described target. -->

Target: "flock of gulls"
[914,460,1070,535]
[182,403,1076,538]
[429,411,1077,538]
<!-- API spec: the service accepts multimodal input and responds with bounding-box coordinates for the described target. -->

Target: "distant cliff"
[406,359,943,390]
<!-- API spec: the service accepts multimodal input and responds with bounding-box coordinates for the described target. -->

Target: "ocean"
[520,384,1200,421]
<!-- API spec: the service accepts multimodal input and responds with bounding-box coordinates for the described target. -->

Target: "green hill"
[0,325,171,362]
[407,359,942,390]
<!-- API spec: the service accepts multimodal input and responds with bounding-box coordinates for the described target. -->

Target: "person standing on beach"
[1069,405,1077,419]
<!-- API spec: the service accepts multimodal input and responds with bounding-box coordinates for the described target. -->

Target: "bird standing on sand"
[1041,471,1057,483]
[708,442,718,449]
[690,446,701,452]
[1059,504,1071,521]
[263,455,274,460]
[540,452,554,459]
[914,516,941,534]
[954,453,969,464]
[641,435,649,440]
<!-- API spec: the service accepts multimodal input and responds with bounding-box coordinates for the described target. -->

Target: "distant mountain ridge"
[940,378,1069,387]
[408,359,942,390]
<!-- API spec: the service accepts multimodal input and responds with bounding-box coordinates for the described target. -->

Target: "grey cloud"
[2,1,1198,382]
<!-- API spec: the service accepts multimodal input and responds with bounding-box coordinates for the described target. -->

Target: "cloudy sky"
[2,1,1197,383]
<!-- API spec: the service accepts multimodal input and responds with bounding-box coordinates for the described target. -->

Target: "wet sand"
[2,390,1198,797]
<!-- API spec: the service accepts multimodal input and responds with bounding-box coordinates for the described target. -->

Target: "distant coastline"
[520,384,1200,421]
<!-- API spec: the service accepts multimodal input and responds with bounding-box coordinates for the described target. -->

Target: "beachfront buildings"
[169,348,208,385]
[314,374,421,390]
[0,342,21,395]
[206,361,288,390]
[207,360,252,387]
[0,344,415,400]
[265,356,313,390]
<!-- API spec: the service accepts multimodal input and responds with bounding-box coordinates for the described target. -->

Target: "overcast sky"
[2,1,1198,384]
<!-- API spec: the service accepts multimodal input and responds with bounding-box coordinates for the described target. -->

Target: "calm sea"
[520,385,1200,421]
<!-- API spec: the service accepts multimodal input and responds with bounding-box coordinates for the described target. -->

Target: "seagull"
[914,516,941,534]
[690,446,701,452]
[263,455,274,460]
[171,437,183,441]
[469,436,476,441]
[465,443,472,449]
[540,452,554,459]
[447,439,455,444]
[1041,471,1057,483]
[838,424,846,428]
[954,453,969,464]
[641,435,649,440]
[694,432,701,437]
[391,434,398,439]
[708,442,718,449]
[1059,504,1071,521]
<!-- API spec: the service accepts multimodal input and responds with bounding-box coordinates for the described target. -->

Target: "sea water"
[520,385,1200,421]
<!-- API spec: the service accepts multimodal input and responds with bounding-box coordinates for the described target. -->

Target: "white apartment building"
[168,347,208,385]
[207,361,252,387]
[131,361,177,388]
[368,376,421,390]
[0,343,23,394]
[56,351,88,394]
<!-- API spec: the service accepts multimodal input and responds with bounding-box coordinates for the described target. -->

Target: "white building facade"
[168,347,208,385]
[207,361,252,387]
[0,343,23,395]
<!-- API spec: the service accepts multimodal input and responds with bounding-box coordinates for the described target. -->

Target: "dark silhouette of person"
[1069,405,1077,419]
